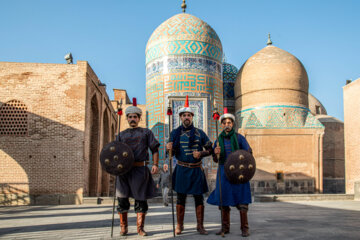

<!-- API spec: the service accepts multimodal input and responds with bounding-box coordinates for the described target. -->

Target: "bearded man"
[207,108,253,237]
[166,96,213,235]
[116,99,159,236]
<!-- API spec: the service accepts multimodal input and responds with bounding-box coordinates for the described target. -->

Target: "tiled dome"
[146,13,223,64]
[223,63,238,111]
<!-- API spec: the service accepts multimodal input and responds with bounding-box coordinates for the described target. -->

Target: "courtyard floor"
[1,200,360,240]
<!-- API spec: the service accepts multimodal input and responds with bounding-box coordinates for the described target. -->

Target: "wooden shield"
[100,141,134,176]
[224,150,256,184]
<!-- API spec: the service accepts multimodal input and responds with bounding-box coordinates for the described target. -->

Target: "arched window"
[0,100,28,136]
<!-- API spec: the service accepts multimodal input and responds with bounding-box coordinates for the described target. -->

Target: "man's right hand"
[166,142,173,151]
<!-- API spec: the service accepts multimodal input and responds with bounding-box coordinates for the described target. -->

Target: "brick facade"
[343,78,360,194]
[0,61,117,205]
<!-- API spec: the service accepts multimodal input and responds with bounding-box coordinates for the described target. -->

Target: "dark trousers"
[117,197,148,213]
[176,192,204,207]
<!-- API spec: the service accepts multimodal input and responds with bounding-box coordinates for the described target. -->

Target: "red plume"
[184,95,189,107]
[167,107,173,116]
[224,107,228,114]
[213,112,220,120]
[132,98,137,106]
[117,108,123,116]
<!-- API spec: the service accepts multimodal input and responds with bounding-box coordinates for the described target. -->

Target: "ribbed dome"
[235,45,309,110]
[146,13,222,65]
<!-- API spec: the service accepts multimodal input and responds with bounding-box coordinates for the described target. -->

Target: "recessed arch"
[88,95,100,197]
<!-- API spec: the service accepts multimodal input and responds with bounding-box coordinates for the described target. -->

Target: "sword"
[111,99,123,238]
[213,100,225,237]
[167,101,176,237]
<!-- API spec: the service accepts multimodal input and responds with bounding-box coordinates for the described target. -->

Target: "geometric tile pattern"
[236,105,324,129]
[223,63,238,82]
[146,40,222,64]
[146,56,222,79]
[146,13,222,50]
[223,63,238,109]
[146,13,222,64]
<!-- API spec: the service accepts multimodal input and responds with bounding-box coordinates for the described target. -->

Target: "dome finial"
[222,53,227,63]
[181,0,187,13]
[267,33,272,45]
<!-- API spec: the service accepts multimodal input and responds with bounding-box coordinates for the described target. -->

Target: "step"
[83,196,180,205]
[254,194,355,202]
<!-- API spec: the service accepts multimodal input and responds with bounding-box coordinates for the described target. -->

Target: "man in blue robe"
[166,97,213,235]
[207,109,252,237]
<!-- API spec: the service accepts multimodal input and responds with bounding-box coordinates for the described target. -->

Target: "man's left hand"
[193,151,201,159]
[151,165,159,174]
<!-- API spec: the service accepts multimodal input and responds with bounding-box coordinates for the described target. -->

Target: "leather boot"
[216,207,230,235]
[136,212,147,236]
[175,204,185,235]
[195,205,208,235]
[118,212,128,236]
[240,209,250,237]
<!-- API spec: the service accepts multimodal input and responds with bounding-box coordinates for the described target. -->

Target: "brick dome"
[235,45,309,111]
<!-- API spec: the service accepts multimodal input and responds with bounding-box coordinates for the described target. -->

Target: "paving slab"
[1,201,360,239]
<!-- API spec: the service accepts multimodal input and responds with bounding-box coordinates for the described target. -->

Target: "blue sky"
[1,0,359,121]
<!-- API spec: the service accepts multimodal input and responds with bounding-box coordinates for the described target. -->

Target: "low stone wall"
[250,179,315,194]
[0,194,82,206]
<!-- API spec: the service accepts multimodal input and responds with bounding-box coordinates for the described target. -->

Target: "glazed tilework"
[146,13,223,169]
[236,105,324,129]
[146,40,222,64]
[146,13,222,51]
[223,63,238,83]
[223,63,238,109]
[146,56,222,79]
[164,73,220,92]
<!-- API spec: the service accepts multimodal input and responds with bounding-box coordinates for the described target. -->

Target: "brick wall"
[343,79,360,194]
[239,128,324,192]
[0,61,117,205]
[0,61,87,205]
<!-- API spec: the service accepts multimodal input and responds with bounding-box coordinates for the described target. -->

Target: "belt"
[176,160,202,169]
[133,161,148,167]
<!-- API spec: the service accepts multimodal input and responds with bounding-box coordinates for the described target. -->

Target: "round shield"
[224,150,256,184]
[100,141,134,176]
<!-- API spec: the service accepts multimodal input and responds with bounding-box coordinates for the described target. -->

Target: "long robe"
[116,127,160,201]
[171,127,212,195]
[207,133,252,206]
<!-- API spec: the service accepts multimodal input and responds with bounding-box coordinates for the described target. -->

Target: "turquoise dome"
[146,13,223,65]
[223,62,238,109]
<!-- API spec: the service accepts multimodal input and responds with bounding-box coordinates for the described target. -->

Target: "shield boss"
[224,149,256,184]
[100,141,134,175]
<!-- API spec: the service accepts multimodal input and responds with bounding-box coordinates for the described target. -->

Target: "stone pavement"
[1,201,360,240]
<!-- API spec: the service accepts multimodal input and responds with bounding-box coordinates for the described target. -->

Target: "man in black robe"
[116,99,159,236]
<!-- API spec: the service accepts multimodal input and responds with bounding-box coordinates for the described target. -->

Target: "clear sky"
[1,0,359,121]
